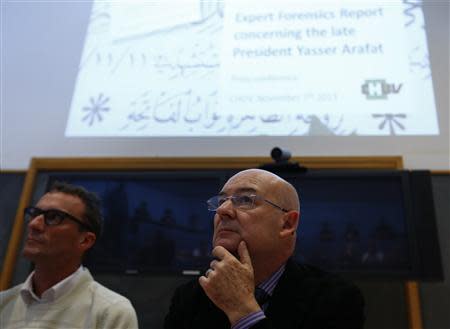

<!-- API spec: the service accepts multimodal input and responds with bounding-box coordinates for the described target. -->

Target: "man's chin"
[213,238,239,254]
[22,247,40,261]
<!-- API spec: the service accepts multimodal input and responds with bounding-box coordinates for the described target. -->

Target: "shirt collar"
[257,263,286,296]
[20,266,84,304]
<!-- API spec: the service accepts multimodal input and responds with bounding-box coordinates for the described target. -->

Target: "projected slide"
[66,0,438,136]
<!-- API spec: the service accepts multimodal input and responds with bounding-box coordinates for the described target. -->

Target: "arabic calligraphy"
[119,89,350,135]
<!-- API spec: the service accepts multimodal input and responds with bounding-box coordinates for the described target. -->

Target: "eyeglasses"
[24,206,93,231]
[207,194,289,212]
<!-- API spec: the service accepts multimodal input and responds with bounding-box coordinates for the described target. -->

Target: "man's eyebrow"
[218,188,257,196]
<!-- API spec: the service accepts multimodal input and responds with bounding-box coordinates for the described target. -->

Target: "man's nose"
[216,198,235,217]
[27,214,45,231]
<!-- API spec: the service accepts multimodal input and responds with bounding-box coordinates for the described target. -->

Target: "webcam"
[271,147,291,163]
[259,147,307,174]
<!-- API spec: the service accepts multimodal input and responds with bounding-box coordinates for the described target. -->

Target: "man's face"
[212,171,285,258]
[22,192,89,264]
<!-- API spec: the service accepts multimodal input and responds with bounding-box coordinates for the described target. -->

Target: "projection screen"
[65,0,439,137]
[1,0,448,170]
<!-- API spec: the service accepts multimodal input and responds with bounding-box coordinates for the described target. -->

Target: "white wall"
[1,1,448,170]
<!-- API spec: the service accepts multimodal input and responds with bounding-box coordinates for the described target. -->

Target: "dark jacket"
[164,258,365,329]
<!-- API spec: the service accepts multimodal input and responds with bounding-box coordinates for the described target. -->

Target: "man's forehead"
[38,192,83,210]
[39,191,73,202]
[221,171,271,193]
[219,187,257,195]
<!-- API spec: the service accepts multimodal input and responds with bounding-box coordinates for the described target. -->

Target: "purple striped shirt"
[231,264,286,329]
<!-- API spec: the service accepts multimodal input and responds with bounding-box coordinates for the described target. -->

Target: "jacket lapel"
[265,259,309,328]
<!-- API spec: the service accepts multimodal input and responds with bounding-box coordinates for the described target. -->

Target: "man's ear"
[279,211,299,238]
[79,232,96,252]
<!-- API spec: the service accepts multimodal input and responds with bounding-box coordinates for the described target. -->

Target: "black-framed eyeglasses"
[207,194,289,213]
[24,206,93,231]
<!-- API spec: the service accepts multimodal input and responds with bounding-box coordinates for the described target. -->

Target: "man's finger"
[238,241,252,266]
[205,268,214,277]
[211,245,231,260]
[210,259,218,269]
[198,275,208,288]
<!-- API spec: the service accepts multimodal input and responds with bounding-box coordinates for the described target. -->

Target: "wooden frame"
[1,156,423,329]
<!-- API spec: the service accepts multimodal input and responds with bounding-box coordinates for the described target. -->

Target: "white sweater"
[0,269,138,329]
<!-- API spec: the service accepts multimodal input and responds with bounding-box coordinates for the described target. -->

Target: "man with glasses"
[165,169,364,329]
[0,182,138,329]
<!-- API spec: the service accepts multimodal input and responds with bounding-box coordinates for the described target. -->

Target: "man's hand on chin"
[199,241,261,326]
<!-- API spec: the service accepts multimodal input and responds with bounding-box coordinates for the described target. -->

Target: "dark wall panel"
[356,281,408,329]
[0,172,25,271]
[420,175,450,329]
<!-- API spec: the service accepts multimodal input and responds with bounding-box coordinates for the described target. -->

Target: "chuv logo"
[361,79,403,100]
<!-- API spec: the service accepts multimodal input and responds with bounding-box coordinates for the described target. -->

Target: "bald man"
[164,169,364,329]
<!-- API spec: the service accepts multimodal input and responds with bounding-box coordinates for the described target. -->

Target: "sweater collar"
[20,266,86,305]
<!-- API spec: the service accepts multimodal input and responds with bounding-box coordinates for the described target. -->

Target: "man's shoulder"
[0,283,22,296]
[0,283,23,304]
[271,260,365,328]
[72,269,135,311]
[86,279,134,307]
[286,260,357,286]
[85,280,138,328]
[281,260,364,303]
[172,277,203,297]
